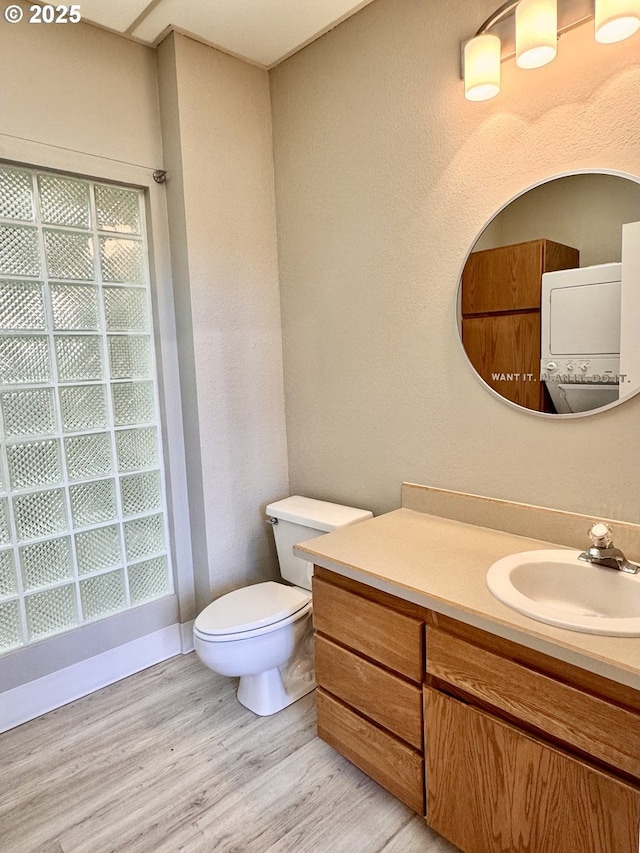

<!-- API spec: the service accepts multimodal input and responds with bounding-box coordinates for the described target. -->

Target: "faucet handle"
[588,522,613,548]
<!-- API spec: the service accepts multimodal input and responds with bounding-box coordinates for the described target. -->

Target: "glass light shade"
[595,0,640,42]
[464,34,501,101]
[516,0,558,69]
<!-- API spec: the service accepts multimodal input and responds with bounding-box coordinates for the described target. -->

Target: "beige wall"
[158,34,289,607]
[474,173,640,265]
[0,6,162,168]
[270,0,640,522]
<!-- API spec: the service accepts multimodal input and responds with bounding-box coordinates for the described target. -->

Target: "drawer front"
[315,635,423,749]
[317,688,424,815]
[313,576,423,682]
[425,687,640,853]
[427,628,640,778]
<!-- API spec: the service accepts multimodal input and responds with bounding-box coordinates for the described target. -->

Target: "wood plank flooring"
[0,653,457,853]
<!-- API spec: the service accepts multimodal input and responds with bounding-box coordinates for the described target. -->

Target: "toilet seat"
[194,581,312,642]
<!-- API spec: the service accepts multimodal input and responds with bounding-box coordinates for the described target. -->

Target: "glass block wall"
[0,164,173,653]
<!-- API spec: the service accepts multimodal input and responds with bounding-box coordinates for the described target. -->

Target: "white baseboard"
[180,619,195,653]
[0,624,182,733]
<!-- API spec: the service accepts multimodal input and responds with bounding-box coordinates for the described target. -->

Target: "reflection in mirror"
[457,173,640,416]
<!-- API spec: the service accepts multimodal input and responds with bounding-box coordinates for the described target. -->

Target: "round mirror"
[457,171,640,416]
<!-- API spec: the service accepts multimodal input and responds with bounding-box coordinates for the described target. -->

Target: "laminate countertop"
[295,508,640,690]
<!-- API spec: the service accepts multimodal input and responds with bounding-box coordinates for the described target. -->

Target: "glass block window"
[0,164,173,652]
[0,166,35,221]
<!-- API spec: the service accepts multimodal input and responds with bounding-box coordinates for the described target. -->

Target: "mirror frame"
[456,168,640,419]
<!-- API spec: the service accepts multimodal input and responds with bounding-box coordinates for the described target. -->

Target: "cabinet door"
[461,241,543,314]
[462,312,543,410]
[424,687,640,853]
[461,239,579,314]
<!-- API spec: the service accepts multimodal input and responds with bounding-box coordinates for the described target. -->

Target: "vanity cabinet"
[461,238,579,412]
[312,567,428,814]
[425,612,640,853]
[313,568,640,853]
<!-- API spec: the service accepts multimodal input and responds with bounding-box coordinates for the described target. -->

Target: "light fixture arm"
[475,0,521,35]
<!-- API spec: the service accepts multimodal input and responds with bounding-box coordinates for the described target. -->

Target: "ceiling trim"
[126,0,165,36]
[152,26,270,69]
[28,0,377,70]
[26,1,156,50]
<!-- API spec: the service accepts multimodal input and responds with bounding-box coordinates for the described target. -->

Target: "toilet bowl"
[194,581,314,716]
[193,496,373,716]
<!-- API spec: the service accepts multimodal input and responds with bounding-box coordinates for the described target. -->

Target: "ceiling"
[56,0,376,68]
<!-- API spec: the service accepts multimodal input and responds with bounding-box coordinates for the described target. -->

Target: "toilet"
[193,496,373,716]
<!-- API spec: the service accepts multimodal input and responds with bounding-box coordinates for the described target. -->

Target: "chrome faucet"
[578,522,640,575]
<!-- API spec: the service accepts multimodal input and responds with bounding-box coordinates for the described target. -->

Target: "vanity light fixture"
[595,0,640,42]
[464,34,502,101]
[463,0,640,101]
[516,0,558,68]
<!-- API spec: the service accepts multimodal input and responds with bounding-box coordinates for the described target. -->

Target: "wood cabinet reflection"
[461,238,579,412]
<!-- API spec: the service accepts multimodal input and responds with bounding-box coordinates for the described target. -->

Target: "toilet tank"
[266,496,373,590]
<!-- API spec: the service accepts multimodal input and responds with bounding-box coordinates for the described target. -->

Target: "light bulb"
[595,0,640,43]
[464,34,501,101]
[516,0,558,69]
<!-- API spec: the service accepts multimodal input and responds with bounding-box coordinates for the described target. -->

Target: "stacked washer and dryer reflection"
[540,261,622,414]
[541,220,640,414]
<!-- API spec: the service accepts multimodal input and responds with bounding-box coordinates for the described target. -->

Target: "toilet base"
[237,666,315,716]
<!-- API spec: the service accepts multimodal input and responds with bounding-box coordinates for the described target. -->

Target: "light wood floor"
[0,653,458,853]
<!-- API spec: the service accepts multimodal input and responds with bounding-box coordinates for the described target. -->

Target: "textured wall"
[158,35,289,605]
[474,173,640,265]
[0,7,162,168]
[270,0,640,521]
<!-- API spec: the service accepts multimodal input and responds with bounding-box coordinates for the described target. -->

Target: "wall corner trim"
[180,619,195,653]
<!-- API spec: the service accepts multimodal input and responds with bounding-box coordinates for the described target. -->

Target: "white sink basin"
[487,550,640,636]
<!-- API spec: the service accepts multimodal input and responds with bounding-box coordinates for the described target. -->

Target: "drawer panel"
[427,628,640,779]
[315,635,423,749]
[317,688,424,815]
[313,576,423,682]
[424,687,640,853]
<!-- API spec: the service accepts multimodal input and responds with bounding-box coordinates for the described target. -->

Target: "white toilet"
[193,496,373,716]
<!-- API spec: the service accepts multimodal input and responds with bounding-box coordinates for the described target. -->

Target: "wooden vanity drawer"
[426,628,640,779]
[316,688,424,815]
[313,576,423,682]
[315,635,423,749]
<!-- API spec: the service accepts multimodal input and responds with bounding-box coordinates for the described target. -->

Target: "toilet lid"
[194,581,312,637]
